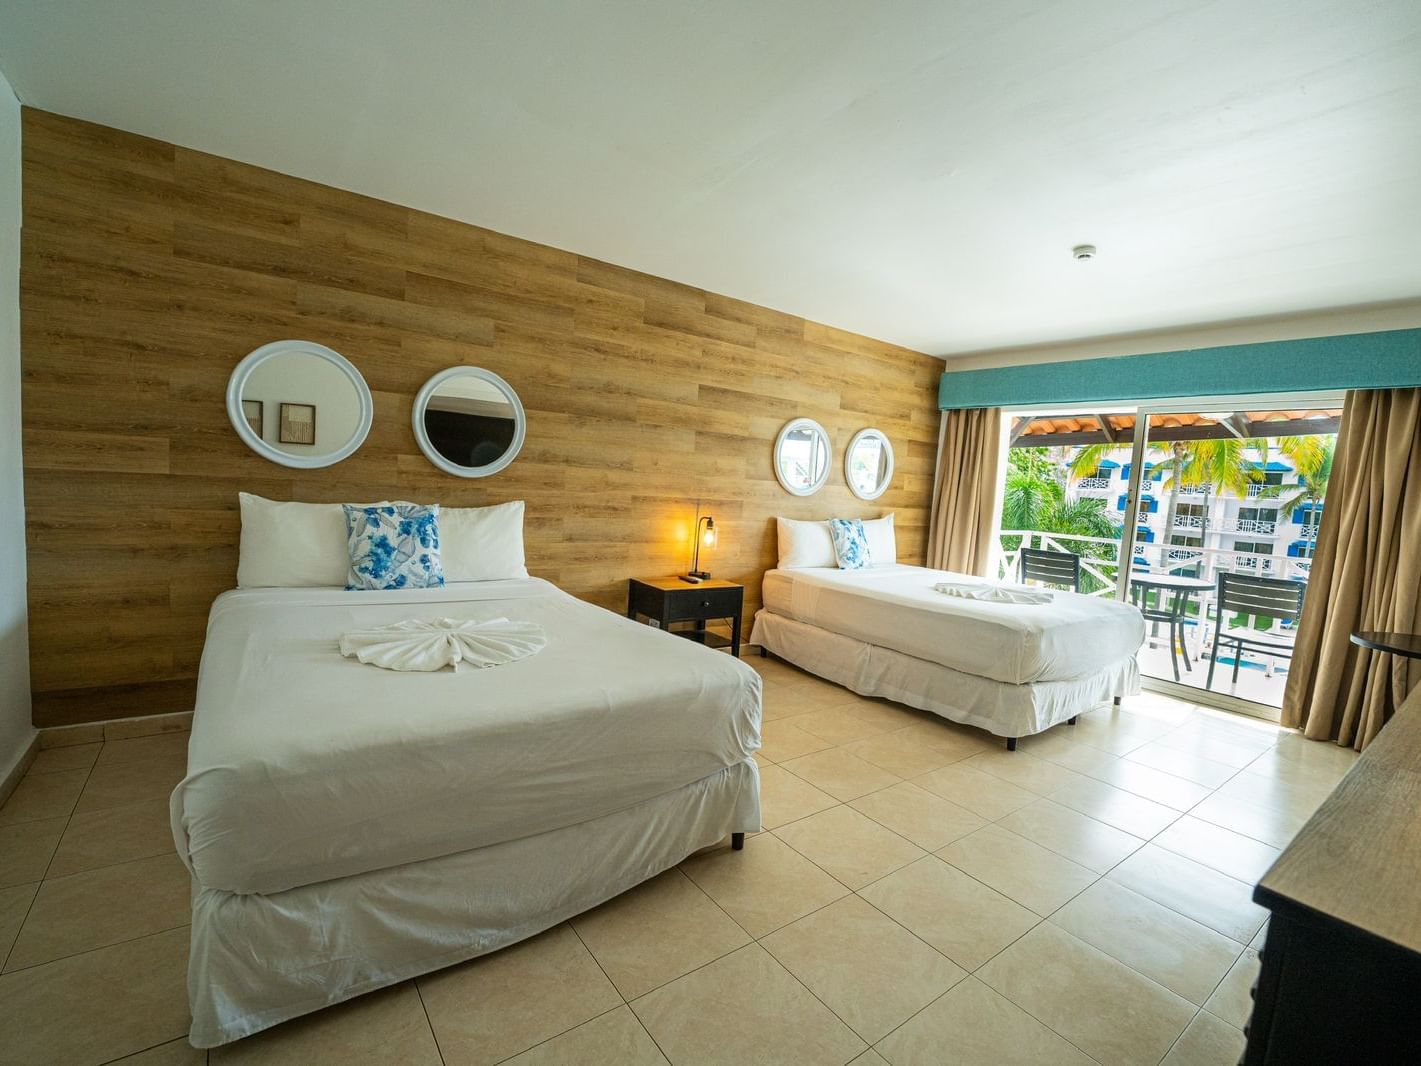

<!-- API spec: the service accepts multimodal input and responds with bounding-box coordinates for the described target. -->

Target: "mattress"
[761,564,1144,684]
[172,579,762,895]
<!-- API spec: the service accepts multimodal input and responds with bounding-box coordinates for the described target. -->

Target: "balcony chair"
[1018,547,1082,593]
[1205,572,1306,691]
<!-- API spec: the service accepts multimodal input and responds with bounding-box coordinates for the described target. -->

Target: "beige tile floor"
[0,657,1358,1066]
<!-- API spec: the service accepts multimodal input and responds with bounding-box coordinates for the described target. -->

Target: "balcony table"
[1128,572,1214,682]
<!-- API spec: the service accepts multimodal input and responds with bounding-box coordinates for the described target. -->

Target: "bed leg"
[1112,695,1122,707]
[1006,737,1017,752]
[758,646,767,658]
[731,832,745,850]
[1068,716,1078,725]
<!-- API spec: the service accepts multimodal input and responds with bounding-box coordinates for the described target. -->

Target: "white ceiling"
[2,0,1419,356]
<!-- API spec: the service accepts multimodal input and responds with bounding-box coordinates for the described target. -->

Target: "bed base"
[186,761,760,1047]
[1007,713,1080,750]
[751,610,1139,758]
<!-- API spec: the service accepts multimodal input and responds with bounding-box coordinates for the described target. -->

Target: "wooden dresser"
[1244,686,1421,1064]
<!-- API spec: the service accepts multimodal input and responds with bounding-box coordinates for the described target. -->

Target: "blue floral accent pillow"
[828,518,871,570]
[342,503,445,591]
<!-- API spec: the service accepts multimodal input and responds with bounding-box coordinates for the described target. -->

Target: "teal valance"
[938,328,1421,410]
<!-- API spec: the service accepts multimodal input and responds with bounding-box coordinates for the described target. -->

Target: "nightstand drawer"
[663,586,742,622]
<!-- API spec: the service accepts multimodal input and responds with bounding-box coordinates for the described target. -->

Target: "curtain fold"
[1282,388,1421,749]
[927,407,1004,577]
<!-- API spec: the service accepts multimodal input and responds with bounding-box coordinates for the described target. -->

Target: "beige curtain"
[927,407,1004,576]
[1282,388,1421,750]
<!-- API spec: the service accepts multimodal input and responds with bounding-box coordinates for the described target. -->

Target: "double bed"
[750,563,1144,745]
[172,577,762,1047]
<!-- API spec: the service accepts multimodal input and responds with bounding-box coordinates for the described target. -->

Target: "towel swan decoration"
[339,617,547,671]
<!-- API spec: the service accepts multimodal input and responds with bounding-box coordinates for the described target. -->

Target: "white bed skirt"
[188,758,760,1048]
[750,610,1139,738]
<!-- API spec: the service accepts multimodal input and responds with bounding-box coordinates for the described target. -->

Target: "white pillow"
[440,501,530,581]
[862,514,897,567]
[776,517,837,569]
[237,493,353,588]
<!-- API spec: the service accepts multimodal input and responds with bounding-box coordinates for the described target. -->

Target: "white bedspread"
[172,580,762,895]
[761,565,1144,684]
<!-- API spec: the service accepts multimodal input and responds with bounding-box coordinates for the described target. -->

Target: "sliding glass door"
[1001,392,1342,717]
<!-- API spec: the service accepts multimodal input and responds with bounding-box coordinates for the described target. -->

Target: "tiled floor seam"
[487,1001,627,1066]
[977,922,1195,1065]
[2,920,194,978]
[3,752,99,972]
[96,1035,207,1066]
[1157,1005,1205,1065]
[412,980,448,1066]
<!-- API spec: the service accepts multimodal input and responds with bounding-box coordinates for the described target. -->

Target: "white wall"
[0,69,35,783]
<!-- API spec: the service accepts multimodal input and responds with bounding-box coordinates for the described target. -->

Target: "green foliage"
[1003,448,1119,592]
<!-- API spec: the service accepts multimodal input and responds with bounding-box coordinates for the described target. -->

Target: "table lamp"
[683,515,717,583]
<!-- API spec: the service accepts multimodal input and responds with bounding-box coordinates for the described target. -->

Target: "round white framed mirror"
[773,417,832,496]
[845,428,895,500]
[226,340,373,469]
[413,367,526,478]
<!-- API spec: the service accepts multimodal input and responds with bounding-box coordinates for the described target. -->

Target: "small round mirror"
[226,340,373,468]
[774,418,832,496]
[846,428,895,500]
[413,367,526,478]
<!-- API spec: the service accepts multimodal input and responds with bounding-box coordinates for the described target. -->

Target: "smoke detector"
[1072,244,1098,261]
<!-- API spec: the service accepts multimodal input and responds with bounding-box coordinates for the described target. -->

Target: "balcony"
[1173,514,1206,529]
[998,529,1306,708]
[1180,483,1213,496]
[1075,477,1112,491]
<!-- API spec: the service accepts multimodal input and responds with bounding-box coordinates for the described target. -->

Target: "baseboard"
[39,710,194,749]
[0,731,39,808]
[31,678,197,729]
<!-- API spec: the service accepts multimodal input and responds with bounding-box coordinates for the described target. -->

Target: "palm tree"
[1270,436,1335,559]
[1003,448,1119,590]
[1069,437,1263,569]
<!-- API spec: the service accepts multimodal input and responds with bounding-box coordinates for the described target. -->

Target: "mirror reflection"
[846,429,894,500]
[227,340,373,469]
[774,418,831,496]
[414,367,526,478]
[241,352,363,458]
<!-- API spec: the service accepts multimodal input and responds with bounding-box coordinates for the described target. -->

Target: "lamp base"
[680,570,712,583]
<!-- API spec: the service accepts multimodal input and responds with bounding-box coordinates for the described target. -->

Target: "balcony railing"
[1173,515,1205,529]
[1229,519,1277,535]
[1075,477,1112,490]
[1180,483,1212,495]
[998,529,1311,598]
[1300,524,1320,541]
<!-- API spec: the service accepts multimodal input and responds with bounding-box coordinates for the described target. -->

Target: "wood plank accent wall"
[19,110,943,728]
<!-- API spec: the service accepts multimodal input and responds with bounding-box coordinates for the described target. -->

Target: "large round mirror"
[413,367,526,478]
[846,428,895,500]
[226,340,373,468]
[773,417,832,496]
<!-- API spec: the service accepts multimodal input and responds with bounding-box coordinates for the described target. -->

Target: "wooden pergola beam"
[1011,414,1342,448]
[1218,412,1250,440]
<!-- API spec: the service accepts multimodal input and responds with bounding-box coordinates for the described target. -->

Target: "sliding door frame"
[1004,388,1345,722]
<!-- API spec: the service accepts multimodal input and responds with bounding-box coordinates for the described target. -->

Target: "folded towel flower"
[339,617,547,672]
[933,581,1054,605]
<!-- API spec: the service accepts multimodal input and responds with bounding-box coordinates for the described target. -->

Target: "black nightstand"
[627,577,744,657]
